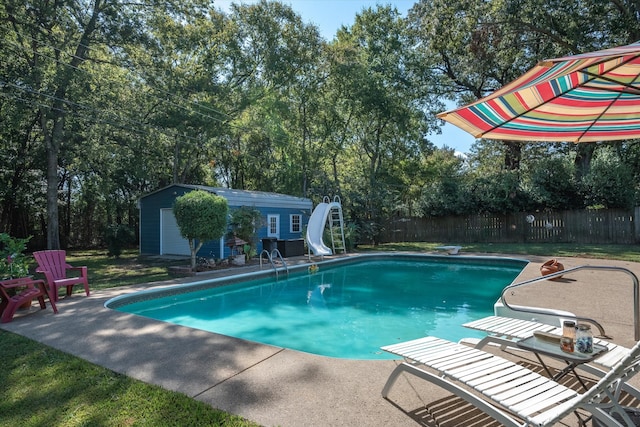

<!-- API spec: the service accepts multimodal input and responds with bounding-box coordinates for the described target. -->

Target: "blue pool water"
[111,255,527,359]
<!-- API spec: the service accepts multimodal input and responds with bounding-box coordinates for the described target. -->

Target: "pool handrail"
[259,249,289,278]
[500,265,640,340]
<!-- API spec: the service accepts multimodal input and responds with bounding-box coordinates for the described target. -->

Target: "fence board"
[379,209,637,244]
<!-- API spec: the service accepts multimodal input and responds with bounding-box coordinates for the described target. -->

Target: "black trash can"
[261,238,278,253]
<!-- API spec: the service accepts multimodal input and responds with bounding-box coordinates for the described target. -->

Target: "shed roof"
[140,184,312,210]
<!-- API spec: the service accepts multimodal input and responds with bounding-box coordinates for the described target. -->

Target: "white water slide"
[306,201,342,256]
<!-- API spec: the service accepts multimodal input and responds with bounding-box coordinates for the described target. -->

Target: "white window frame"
[290,214,302,233]
[267,214,280,238]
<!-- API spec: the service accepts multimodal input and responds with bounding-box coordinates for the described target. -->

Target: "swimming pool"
[107,254,527,359]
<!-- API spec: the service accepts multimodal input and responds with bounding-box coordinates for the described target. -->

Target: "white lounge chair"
[463,315,640,406]
[381,336,640,426]
[464,316,631,372]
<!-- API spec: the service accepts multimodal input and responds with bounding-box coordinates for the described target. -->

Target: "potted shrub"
[228,206,263,259]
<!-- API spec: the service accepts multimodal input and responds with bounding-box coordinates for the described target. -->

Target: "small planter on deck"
[540,259,564,280]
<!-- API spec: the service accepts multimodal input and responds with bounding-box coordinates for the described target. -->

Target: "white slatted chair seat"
[464,315,629,372]
[464,315,560,340]
[381,336,640,427]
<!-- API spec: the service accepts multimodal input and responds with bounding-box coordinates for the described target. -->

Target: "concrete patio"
[2,252,640,426]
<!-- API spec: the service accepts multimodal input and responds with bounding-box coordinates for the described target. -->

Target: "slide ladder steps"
[328,203,346,254]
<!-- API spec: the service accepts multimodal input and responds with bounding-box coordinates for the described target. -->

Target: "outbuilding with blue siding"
[138,184,312,258]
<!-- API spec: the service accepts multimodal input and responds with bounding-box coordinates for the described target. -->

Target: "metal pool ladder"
[260,249,289,279]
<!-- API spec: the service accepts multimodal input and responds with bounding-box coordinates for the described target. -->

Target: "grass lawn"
[0,330,257,427]
[1,249,258,427]
[2,243,638,426]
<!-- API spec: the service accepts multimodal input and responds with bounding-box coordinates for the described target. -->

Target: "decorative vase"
[540,259,564,280]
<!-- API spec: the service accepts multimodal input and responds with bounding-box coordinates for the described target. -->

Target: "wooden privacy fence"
[379,208,640,244]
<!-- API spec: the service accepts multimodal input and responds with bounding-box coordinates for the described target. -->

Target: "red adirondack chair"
[0,277,58,323]
[33,250,90,302]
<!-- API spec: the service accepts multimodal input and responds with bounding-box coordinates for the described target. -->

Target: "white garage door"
[160,208,190,255]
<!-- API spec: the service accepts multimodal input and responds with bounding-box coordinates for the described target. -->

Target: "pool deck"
[3,252,640,426]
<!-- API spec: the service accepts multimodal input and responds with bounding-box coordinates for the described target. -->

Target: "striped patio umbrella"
[437,42,640,142]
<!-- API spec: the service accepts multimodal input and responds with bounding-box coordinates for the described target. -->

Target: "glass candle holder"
[560,320,576,353]
[560,336,574,353]
[576,324,593,353]
[562,320,576,341]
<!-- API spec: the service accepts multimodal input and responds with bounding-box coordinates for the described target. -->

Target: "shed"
[138,184,312,258]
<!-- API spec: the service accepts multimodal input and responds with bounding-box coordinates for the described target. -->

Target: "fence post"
[635,206,640,243]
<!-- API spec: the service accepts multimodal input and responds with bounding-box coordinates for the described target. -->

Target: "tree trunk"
[42,110,62,250]
[504,141,522,170]
[38,1,101,249]
[574,143,596,180]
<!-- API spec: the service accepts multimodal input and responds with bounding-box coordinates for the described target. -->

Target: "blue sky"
[216,0,476,153]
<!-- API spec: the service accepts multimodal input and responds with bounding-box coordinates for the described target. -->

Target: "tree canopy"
[1,0,640,248]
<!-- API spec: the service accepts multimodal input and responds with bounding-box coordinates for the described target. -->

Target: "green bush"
[174,190,228,268]
[228,206,263,258]
[103,224,136,258]
[0,233,30,279]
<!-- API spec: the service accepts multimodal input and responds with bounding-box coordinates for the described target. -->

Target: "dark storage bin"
[277,239,305,257]
[261,238,278,253]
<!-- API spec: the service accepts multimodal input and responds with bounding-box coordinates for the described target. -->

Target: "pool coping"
[3,252,640,426]
[104,252,529,308]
